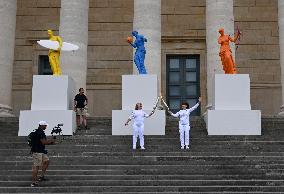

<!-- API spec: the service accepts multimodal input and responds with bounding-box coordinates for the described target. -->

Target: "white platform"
[205,74,261,135]
[122,75,158,110]
[205,110,261,135]
[19,75,76,136]
[213,74,251,110]
[112,110,165,135]
[113,74,165,135]
[19,110,76,136]
[31,75,75,110]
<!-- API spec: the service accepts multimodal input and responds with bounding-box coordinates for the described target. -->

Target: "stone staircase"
[0,117,284,193]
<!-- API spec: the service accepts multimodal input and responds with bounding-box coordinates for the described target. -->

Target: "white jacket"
[129,110,149,125]
[171,102,200,125]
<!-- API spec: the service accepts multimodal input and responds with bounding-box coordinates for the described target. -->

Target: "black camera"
[51,123,63,136]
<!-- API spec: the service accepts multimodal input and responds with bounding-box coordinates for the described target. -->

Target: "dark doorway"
[38,55,52,75]
[166,55,201,115]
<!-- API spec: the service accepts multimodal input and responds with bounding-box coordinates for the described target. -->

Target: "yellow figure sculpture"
[47,30,63,75]
[218,28,240,74]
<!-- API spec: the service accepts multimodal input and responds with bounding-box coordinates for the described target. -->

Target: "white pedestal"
[112,110,165,135]
[213,74,251,110]
[18,75,76,136]
[19,110,76,136]
[31,75,75,110]
[122,75,158,110]
[205,110,261,135]
[112,74,165,135]
[205,74,261,135]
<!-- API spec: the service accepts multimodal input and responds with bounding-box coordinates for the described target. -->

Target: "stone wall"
[234,0,281,115]
[87,0,133,117]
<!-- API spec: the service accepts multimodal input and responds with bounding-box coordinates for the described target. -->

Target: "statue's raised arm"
[56,35,63,51]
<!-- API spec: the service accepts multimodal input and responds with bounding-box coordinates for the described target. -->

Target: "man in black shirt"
[31,121,55,187]
[74,88,88,129]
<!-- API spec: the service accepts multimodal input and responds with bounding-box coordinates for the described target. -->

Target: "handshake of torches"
[152,94,172,114]
[159,95,173,115]
[155,95,201,114]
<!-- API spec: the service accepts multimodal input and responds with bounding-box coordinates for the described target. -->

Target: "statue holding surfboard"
[47,29,62,75]
[37,30,79,76]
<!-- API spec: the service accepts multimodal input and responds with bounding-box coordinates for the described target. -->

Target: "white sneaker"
[181,146,184,150]
[141,147,145,150]
[185,145,189,149]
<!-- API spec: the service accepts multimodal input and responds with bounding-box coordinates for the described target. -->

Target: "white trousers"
[133,123,144,148]
[179,124,190,147]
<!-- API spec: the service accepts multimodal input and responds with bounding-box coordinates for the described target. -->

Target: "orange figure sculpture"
[218,28,240,74]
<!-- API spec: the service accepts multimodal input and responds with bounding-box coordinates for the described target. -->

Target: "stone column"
[278,0,284,116]
[133,0,161,83]
[206,0,235,109]
[59,0,89,91]
[0,0,17,116]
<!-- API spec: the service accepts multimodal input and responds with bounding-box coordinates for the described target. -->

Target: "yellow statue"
[47,30,63,75]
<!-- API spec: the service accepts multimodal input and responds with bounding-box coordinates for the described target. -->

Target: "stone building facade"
[0,0,282,117]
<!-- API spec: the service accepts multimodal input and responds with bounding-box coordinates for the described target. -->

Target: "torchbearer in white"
[165,97,201,150]
[125,98,159,150]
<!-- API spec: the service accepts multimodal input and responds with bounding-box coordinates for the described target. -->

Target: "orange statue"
[218,28,240,74]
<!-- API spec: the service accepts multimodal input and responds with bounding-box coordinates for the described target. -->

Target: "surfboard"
[37,40,79,51]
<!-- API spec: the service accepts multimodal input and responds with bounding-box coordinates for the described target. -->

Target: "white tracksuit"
[171,102,200,147]
[129,110,149,149]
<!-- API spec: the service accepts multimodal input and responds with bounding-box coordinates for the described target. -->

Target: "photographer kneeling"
[30,121,55,187]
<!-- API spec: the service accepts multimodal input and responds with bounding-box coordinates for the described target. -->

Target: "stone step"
[0,151,283,157]
[1,174,284,181]
[0,192,281,194]
[0,146,283,154]
[2,134,284,141]
[1,129,284,137]
[1,157,284,166]
[1,138,283,144]
[1,140,284,147]
[1,179,284,187]
[0,163,283,170]
[1,143,284,151]
[0,169,276,177]
[1,185,284,193]
[0,161,284,175]
[1,152,284,159]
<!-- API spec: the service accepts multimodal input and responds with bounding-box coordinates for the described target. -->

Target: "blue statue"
[127,31,147,74]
